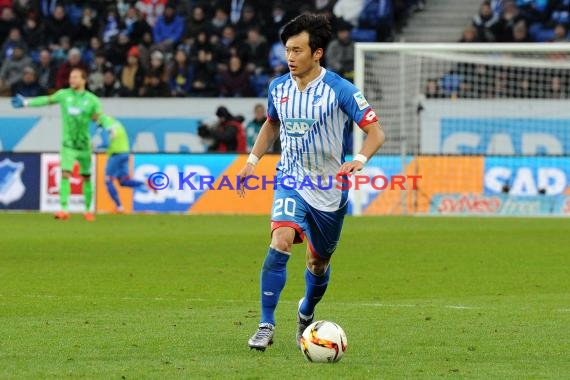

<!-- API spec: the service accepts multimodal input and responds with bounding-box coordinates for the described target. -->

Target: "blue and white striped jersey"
[268,68,378,211]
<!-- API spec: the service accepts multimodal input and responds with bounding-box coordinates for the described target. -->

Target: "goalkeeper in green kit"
[12,68,101,221]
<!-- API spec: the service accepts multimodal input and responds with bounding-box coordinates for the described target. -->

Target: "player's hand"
[11,94,26,109]
[236,163,255,198]
[338,160,364,175]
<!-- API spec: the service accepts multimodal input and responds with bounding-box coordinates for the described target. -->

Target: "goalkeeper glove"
[11,94,27,108]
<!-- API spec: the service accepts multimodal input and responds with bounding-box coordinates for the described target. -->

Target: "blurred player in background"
[12,68,101,221]
[95,114,152,213]
[238,14,385,351]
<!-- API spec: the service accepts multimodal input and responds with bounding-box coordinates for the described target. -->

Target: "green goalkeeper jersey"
[28,89,102,151]
[98,114,130,154]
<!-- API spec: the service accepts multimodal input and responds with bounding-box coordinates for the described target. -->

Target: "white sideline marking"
[4,294,568,313]
[0,294,486,310]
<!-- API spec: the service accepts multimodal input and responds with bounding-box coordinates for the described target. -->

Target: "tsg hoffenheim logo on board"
[0,159,25,205]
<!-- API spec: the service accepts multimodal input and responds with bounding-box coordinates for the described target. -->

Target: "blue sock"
[260,247,290,326]
[119,178,144,188]
[105,179,121,208]
[300,265,330,317]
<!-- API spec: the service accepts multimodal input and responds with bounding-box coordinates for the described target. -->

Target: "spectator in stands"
[268,38,288,77]
[44,5,74,46]
[142,50,169,96]
[50,35,71,65]
[424,78,446,99]
[0,8,19,46]
[125,6,152,45]
[219,55,253,97]
[101,67,126,97]
[496,0,525,42]
[473,1,500,42]
[246,103,280,152]
[137,0,167,27]
[266,2,291,43]
[235,5,264,40]
[55,47,88,89]
[512,20,532,42]
[169,46,193,96]
[547,74,567,98]
[22,13,44,52]
[102,7,121,44]
[184,6,209,40]
[121,46,146,97]
[106,32,131,68]
[213,25,240,71]
[459,25,480,42]
[137,31,154,71]
[210,7,230,36]
[153,2,185,51]
[82,37,103,67]
[12,0,34,19]
[75,6,99,47]
[87,51,108,95]
[11,65,46,97]
[0,43,32,95]
[1,27,27,60]
[36,48,57,92]
[551,23,569,41]
[191,48,218,97]
[241,27,269,74]
[198,106,246,152]
[327,20,355,81]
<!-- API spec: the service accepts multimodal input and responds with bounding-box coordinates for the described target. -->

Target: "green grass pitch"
[1,214,569,379]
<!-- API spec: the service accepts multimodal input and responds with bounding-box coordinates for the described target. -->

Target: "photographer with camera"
[198,106,246,153]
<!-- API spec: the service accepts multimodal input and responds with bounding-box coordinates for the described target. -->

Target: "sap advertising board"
[420,100,570,155]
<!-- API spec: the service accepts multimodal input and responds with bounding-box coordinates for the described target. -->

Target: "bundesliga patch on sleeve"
[353,92,370,110]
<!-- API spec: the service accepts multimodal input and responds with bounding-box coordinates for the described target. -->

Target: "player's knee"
[271,228,294,252]
[61,170,72,179]
[307,255,329,276]
[271,238,292,253]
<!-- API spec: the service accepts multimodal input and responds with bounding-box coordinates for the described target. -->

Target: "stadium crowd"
[0,0,423,98]
[424,0,570,99]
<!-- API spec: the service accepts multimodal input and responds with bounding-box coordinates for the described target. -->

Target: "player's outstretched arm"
[11,92,59,109]
[236,118,280,198]
[339,122,385,174]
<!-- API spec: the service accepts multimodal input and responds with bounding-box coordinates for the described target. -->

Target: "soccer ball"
[299,320,348,363]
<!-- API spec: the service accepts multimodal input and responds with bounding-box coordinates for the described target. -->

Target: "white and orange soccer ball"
[299,320,348,363]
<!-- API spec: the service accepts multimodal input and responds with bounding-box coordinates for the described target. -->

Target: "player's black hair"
[280,14,333,56]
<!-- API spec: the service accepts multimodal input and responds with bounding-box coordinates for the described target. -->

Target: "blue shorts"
[270,188,348,259]
[105,153,130,179]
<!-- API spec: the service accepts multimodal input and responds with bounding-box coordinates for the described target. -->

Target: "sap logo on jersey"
[284,118,315,137]
[0,159,25,205]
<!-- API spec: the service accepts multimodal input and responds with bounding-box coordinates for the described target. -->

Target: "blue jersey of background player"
[96,114,150,212]
[237,14,386,351]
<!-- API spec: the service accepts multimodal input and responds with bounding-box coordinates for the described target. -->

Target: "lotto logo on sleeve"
[363,109,378,123]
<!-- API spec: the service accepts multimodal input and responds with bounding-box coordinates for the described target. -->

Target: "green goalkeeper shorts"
[60,147,92,175]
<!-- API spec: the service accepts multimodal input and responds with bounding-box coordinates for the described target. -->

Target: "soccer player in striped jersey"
[238,14,385,351]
